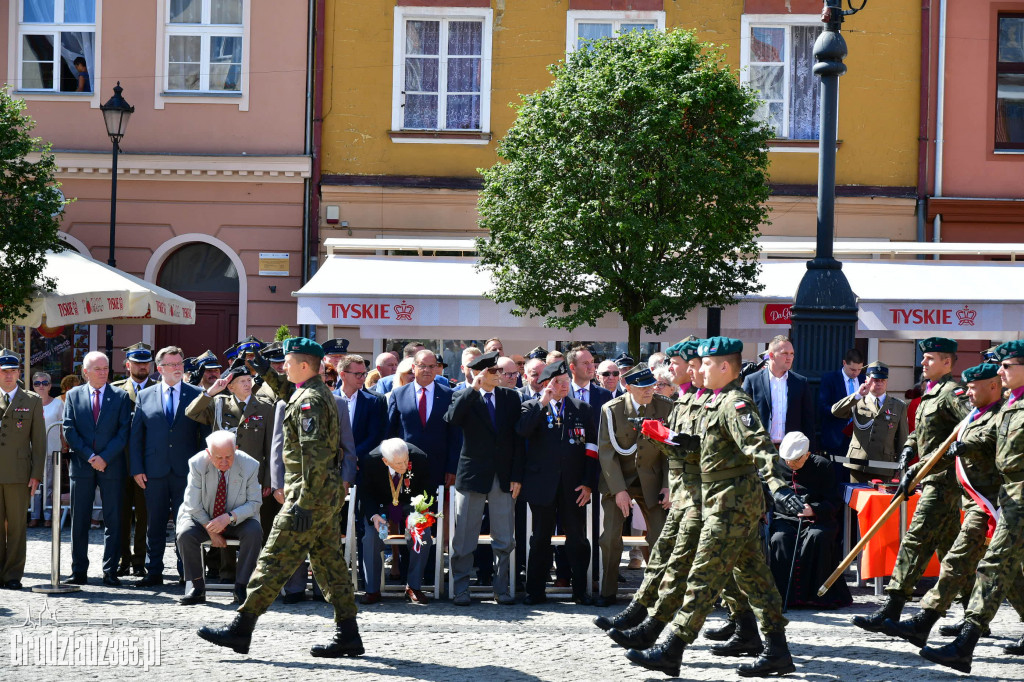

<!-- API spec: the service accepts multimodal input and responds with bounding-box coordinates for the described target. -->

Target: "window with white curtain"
[740,16,822,140]
[565,10,665,53]
[392,6,493,133]
[18,0,96,93]
[165,0,244,93]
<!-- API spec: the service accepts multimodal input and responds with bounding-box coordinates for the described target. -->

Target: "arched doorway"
[156,243,240,361]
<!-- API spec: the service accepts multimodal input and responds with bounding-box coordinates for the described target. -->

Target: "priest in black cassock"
[769,431,853,609]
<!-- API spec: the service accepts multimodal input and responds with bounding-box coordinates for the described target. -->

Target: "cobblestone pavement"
[3,527,1023,680]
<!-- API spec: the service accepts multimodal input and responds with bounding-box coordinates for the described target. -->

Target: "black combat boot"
[880,609,940,647]
[737,631,796,677]
[609,616,666,649]
[711,611,762,657]
[625,633,687,677]
[594,600,646,631]
[197,612,258,654]
[938,618,989,637]
[704,614,738,641]
[310,618,365,658]
[919,621,981,674]
[1004,633,1024,655]
[852,594,906,633]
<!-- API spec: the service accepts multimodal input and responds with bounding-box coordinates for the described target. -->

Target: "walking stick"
[783,515,803,613]
[817,417,968,597]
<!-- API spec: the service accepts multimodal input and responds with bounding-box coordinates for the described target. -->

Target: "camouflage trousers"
[918,497,986,614]
[240,500,356,622]
[669,477,787,644]
[886,480,961,599]
[634,471,685,609]
[966,495,1024,628]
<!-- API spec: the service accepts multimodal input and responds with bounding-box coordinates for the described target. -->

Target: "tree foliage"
[476,29,771,358]
[0,87,65,325]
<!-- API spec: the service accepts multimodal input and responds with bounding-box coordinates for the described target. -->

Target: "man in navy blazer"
[129,345,207,585]
[817,348,866,460]
[387,350,460,489]
[333,354,387,482]
[62,352,132,586]
[742,335,816,449]
[567,346,613,418]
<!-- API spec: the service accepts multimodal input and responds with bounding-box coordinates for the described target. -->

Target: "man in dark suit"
[742,335,815,449]
[129,345,207,585]
[63,351,132,586]
[568,345,614,416]
[445,350,524,605]
[333,354,387,480]
[519,358,546,402]
[817,348,866,461]
[515,360,598,605]
[112,342,158,577]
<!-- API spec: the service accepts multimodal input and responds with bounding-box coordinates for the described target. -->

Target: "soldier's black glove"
[773,488,805,516]
[289,504,313,532]
[944,441,966,461]
[892,470,915,500]
[228,353,247,372]
[247,348,271,376]
[676,433,701,453]
[897,445,915,476]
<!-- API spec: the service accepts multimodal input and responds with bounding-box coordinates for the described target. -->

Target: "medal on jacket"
[550,400,564,430]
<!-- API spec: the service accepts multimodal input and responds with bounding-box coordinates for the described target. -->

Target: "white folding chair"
[198,538,242,593]
[448,499,516,599]
[374,484,444,600]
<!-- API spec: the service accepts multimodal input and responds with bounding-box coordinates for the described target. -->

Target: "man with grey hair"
[519,358,547,401]
[176,430,262,605]
[647,352,668,372]
[497,356,520,390]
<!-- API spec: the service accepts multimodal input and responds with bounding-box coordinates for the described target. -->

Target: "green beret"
[996,340,1024,362]
[918,337,957,354]
[680,339,703,362]
[698,336,742,357]
[282,337,324,359]
[664,343,683,359]
[962,363,999,383]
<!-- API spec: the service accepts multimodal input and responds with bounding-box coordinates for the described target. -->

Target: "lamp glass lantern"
[100,81,134,143]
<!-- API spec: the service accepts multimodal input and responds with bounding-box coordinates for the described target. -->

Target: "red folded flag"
[641,419,678,444]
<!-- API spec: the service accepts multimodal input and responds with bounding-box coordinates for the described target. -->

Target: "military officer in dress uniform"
[255,342,286,403]
[831,362,909,483]
[853,338,969,633]
[596,363,673,606]
[515,360,599,605]
[193,350,223,392]
[626,337,803,678]
[0,349,45,590]
[112,342,158,576]
[198,337,362,658]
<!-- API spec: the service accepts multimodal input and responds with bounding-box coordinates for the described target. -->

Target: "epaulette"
[652,393,674,405]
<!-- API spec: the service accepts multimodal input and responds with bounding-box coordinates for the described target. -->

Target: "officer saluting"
[830,361,909,483]
[198,337,362,658]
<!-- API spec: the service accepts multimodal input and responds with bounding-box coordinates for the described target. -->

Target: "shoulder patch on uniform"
[735,401,747,409]
[740,412,753,427]
[301,416,314,433]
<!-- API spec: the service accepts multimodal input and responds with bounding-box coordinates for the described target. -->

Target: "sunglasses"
[598,371,620,378]
[33,380,50,386]
[1001,362,1023,370]
[484,367,501,374]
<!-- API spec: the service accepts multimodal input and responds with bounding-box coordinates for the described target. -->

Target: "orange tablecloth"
[848,488,942,580]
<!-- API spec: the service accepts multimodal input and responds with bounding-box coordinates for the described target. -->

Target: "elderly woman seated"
[768,432,852,610]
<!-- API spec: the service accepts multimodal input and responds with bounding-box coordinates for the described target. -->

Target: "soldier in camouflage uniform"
[921,340,1024,672]
[627,337,804,678]
[853,337,970,633]
[197,337,362,658]
[878,363,1002,647]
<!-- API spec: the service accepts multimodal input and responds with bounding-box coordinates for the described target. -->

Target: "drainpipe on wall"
[300,0,326,338]
[932,0,948,261]
[915,0,931,258]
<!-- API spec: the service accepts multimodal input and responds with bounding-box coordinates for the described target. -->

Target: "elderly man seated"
[360,438,433,605]
[176,430,263,606]
[768,432,852,610]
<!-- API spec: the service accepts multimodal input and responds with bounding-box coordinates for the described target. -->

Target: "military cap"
[918,337,957,354]
[779,431,810,462]
[982,345,999,362]
[282,337,324,359]
[467,350,499,371]
[223,342,240,361]
[262,341,285,363]
[679,339,703,362]
[697,336,743,357]
[865,361,889,380]
[962,363,1000,383]
[527,346,548,360]
[225,365,253,383]
[996,340,1024,362]
[183,357,199,375]
[538,359,568,384]
[194,350,221,370]
[321,338,350,356]
[122,342,153,363]
[613,352,634,368]
[0,349,21,370]
[623,363,656,388]
[236,335,264,355]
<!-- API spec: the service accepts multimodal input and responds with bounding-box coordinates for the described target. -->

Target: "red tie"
[92,389,101,423]
[418,387,428,427]
[213,471,227,518]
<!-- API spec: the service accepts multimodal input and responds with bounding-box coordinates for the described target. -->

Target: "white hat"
[779,432,810,461]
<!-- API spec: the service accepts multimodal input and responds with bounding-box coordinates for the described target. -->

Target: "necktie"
[847,377,855,395]
[1,392,9,412]
[578,387,588,403]
[165,386,175,426]
[418,387,428,427]
[484,392,497,427]
[212,471,227,518]
[92,389,101,423]
[236,398,246,412]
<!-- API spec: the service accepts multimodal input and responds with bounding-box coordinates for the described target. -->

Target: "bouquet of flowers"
[406,493,441,553]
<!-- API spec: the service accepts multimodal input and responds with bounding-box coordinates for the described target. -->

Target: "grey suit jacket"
[269,396,356,487]
[177,449,261,534]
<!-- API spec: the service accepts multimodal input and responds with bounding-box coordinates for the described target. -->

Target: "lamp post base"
[31,584,82,594]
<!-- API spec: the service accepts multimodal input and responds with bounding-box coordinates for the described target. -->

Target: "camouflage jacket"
[276,373,341,510]
[996,396,1024,506]
[911,399,1002,504]
[665,386,712,511]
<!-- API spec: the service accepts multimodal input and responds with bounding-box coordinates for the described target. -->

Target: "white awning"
[295,255,1024,341]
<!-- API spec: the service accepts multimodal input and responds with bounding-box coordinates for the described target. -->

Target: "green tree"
[274,324,291,342]
[477,29,771,359]
[0,87,65,325]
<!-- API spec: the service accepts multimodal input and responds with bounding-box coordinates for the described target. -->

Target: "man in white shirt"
[742,336,815,450]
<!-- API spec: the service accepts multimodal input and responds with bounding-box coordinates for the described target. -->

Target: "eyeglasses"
[655,381,672,389]
[325,380,336,387]
[502,372,518,379]
[484,367,501,374]
[1001,362,1023,370]
[515,362,526,368]
[32,380,50,386]
[159,362,184,369]
[415,364,437,371]
[598,371,620,378]
[343,370,368,379]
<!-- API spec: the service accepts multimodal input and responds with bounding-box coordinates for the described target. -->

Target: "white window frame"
[154,0,250,110]
[391,5,493,142]
[9,0,102,106]
[565,9,665,53]
[740,14,824,145]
